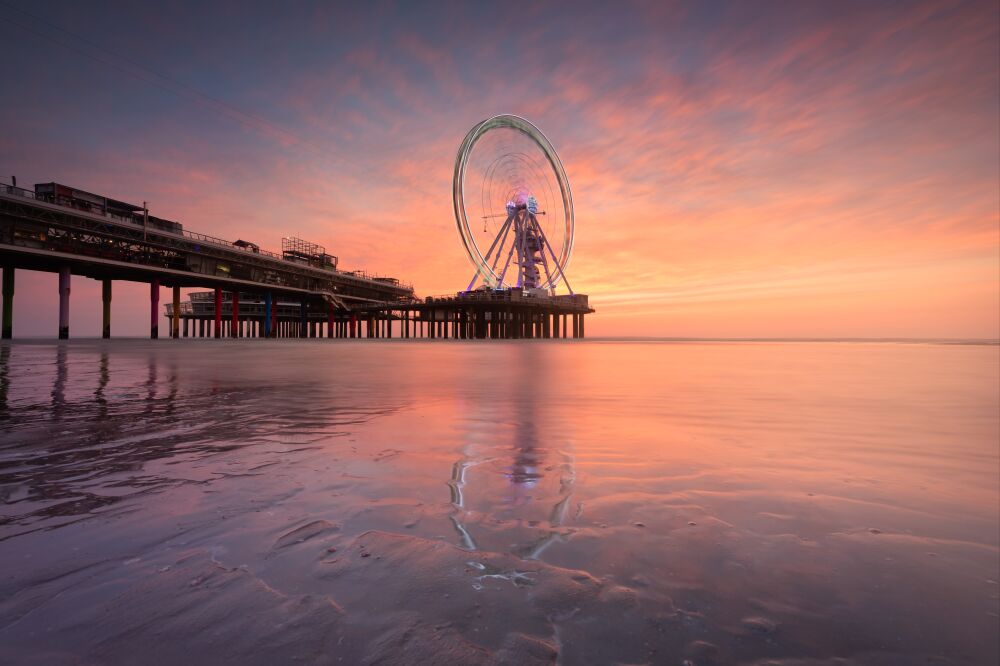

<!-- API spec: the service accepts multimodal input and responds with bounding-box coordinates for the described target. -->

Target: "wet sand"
[0,339,997,664]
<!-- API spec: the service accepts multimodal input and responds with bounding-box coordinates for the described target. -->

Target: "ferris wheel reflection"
[448,344,576,560]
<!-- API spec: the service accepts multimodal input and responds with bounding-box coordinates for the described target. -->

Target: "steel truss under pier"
[0,183,413,339]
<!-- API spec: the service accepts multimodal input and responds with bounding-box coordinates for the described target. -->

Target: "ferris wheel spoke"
[488,215,515,274]
[496,217,520,288]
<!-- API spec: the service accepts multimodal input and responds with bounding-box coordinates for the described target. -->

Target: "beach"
[0,339,997,664]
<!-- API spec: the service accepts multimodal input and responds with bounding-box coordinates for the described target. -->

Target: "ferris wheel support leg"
[467,213,515,291]
[533,216,573,295]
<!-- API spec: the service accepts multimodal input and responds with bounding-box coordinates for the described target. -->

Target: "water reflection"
[0,341,996,664]
[51,344,67,417]
[448,345,576,559]
[0,344,9,417]
[0,342,415,538]
[95,352,109,417]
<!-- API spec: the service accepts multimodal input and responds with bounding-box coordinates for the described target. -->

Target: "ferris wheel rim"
[453,114,574,290]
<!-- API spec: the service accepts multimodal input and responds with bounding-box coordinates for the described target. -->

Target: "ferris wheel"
[453,114,575,294]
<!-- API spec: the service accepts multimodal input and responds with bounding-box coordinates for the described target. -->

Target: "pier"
[0,180,593,340]
[0,181,412,339]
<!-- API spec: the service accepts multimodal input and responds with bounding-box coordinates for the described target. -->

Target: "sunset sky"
[1,0,997,338]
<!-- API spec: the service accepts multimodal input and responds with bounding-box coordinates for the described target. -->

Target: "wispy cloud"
[0,0,995,337]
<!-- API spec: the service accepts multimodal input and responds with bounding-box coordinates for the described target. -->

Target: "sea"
[0,339,997,665]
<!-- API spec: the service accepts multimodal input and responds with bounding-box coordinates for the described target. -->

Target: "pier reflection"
[95,352,109,417]
[51,345,67,417]
[0,344,9,417]
[0,342,416,536]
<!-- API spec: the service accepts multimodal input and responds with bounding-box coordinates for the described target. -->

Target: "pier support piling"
[231,291,239,338]
[172,286,180,339]
[58,267,71,340]
[214,288,222,338]
[3,265,14,340]
[149,278,159,340]
[102,279,111,339]
[264,292,273,338]
[2,265,13,340]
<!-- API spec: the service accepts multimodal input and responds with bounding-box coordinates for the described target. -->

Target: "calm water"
[0,340,997,665]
